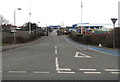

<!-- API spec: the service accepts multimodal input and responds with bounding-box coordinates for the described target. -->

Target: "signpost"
[111,18,117,48]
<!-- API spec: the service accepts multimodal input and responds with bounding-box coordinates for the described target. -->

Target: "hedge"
[3,31,46,44]
[69,27,120,49]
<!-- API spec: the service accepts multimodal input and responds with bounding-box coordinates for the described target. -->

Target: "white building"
[76,23,106,31]
[118,1,120,27]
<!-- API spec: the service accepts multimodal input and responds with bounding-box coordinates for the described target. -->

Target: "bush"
[16,35,30,43]
[114,27,120,48]
[3,32,46,44]
[3,36,13,43]
[69,31,119,48]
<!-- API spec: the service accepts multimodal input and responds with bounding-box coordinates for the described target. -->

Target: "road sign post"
[111,18,117,48]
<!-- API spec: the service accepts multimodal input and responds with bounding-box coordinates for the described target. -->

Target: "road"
[2,30,119,80]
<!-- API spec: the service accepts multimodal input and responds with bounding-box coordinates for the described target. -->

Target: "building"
[75,23,106,30]
[118,1,120,27]
[72,23,111,34]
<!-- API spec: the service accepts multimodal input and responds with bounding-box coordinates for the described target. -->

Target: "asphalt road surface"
[2,30,119,80]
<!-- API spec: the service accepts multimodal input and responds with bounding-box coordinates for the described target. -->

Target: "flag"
[81,2,83,8]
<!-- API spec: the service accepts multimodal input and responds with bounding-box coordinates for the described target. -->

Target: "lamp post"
[13,8,21,44]
[81,2,83,34]
[111,18,117,48]
[29,12,31,35]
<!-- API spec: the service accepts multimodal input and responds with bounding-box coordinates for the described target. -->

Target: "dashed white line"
[33,71,50,74]
[55,46,58,54]
[104,69,120,71]
[55,49,58,54]
[57,71,75,74]
[79,69,97,71]
[110,72,120,74]
[55,46,57,49]
[9,71,27,73]
[84,72,101,74]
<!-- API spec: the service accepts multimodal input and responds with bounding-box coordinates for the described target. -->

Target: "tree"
[0,15,9,25]
[22,22,38,31]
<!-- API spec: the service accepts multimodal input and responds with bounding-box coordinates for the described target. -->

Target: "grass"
[0,43,2,46]
[0,43,14,46]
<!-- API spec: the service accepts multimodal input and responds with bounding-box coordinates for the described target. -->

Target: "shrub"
[3,36,13,43]
[69,31,119,48]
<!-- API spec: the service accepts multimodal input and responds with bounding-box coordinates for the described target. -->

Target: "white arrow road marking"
[75,52,92,58]
[9,71,27,73]
[55,57,75,74]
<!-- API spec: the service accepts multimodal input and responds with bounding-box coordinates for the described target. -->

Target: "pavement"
[2,30,120,80]
[64,36,120,56]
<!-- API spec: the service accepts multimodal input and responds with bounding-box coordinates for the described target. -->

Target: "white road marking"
[0,71,2,73]
[9,71,27,73]
[33,71,49,74]
[56,68,71,71]
[55,46,58,54]
[57,71,75,74]
[84,72,101,74]
[75,52,92,58]
[79,69,97,71]
[55,57,75,73]
[55,46,57,49]
[110,72,120,74]
[104,69,120,71]
[55,49,58,54]
[55,57,59,70]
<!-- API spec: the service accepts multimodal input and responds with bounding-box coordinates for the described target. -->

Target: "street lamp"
[111,18,117,48]
[13,8,21,44]
[29,12,31,35]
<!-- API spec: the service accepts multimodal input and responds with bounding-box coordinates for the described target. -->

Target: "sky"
[0,0,119,27]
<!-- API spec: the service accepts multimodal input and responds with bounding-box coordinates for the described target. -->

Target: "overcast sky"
[0,0,119,27]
